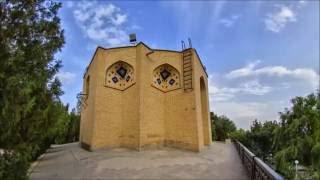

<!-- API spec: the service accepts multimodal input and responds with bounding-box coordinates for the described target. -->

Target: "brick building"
[80,42,211,152]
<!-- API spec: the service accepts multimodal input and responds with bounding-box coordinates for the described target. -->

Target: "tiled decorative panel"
[105,61,135,90]
[152,64,180,92]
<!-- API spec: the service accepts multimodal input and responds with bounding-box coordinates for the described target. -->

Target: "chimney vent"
[129,33,137,44]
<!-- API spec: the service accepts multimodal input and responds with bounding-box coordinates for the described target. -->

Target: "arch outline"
[151,63,181,92]
[105,60,135,91]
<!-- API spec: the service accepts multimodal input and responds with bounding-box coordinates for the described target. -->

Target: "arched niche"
[152,64,180,92]
[105,61,135,91]
[200,76,210,145]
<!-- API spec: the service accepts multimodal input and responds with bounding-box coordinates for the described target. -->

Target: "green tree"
[229,128,249,146]
[231,92,320,179]
[54,106,80,144]
[273,92,320,178]
[211,112,236,141]
[67,108,80,142]
[248,120,278,160]
[0,0,65,179]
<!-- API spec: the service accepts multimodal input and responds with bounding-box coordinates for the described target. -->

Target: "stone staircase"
[182,49,193,91]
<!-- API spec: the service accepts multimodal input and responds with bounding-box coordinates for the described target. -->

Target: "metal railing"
[233,140,284,180]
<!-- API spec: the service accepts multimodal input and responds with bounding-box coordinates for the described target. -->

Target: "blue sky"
[56,0,319,129]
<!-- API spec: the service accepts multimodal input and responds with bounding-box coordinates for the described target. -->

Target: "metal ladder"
[182,49,193,91]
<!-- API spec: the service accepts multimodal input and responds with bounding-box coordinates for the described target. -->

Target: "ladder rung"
[183,61,192,65]
[183,64,192,69]
[184,71,192,76]
[184,61,192,65]
[184,77,192,81]
[184,76,192,80]
[184,67,192,71]
[183,51,192,56]
[184,64,192,69]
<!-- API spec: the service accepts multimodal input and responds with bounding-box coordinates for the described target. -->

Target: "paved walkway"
[30,141,248,179]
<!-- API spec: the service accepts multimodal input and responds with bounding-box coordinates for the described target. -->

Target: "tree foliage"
[211,112,236,141]
[250,120,278,159]
[0,0,64,149]
[0,1,80,179]
[273,92,320,178]
[231,92,320,179]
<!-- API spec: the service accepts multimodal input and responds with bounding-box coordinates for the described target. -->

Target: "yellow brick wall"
[80,43,211,152]
[80,49,100,148]
[192,49,212,150]
[138,45,166,149]
[92,47,139,150]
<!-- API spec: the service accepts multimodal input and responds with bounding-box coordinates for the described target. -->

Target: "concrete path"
[30,141,248,179]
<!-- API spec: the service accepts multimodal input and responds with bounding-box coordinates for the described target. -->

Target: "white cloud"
[226,60,261,78]
[209,77,272,102]
[240,80,272,95]
[212,101,280,129]
[226,61,319,88]
[112,13,127,26]
[129,24,142,30]
[208,74,282,129]
[208,59,318,129]
[298,0,307,6]
[219,15,240,28]
[264,6,296,33]
[56,71,76,85]
[69,1,129,46]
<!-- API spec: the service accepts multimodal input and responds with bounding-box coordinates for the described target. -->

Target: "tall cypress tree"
[0,0,64,179]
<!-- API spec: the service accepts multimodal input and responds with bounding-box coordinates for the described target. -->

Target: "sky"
[56,0,319,129]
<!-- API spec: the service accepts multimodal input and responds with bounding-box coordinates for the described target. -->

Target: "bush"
[0,149,30,180]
